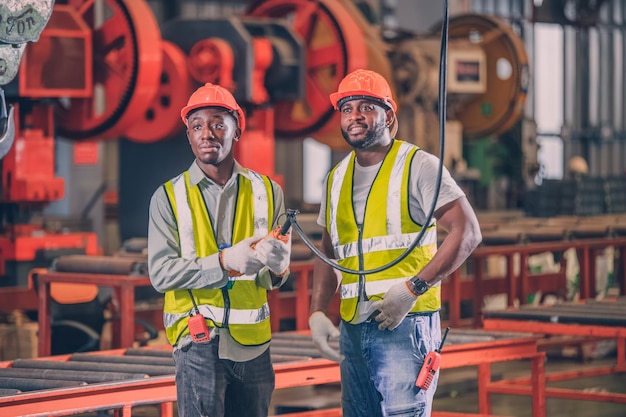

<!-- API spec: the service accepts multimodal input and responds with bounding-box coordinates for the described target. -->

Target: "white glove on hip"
[254,233,292,275]
[309,311,342,362]
[221,236,264,275]
[371,281,418,331]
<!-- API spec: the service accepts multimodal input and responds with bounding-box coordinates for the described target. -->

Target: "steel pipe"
[0,368,147,383]
[53,255,147,275]
[0,377,86,391]
[70,354,174,367]
[11,359,174,376]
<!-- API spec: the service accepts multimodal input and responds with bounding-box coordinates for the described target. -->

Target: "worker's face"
[186,107,240,166]
[339,99,392,149]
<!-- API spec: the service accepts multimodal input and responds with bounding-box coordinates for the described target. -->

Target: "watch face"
[413,279,429,295]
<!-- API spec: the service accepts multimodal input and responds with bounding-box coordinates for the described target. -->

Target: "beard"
[341,122,386,150]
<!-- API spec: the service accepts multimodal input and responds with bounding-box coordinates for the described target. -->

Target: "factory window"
[303,138,331,204]
[534,23,564,180]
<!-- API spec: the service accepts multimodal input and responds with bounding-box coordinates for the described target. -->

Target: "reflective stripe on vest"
[326,140,440,323]
[162,170,274,346]
[340,277,440,299]
[163,303,270,328]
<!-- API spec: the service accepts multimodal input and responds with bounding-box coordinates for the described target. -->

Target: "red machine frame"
[34,270,154,357]
[484,303,626,408]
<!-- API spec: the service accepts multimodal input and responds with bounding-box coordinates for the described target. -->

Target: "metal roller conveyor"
[272,336,339,349]
[587,297,626,304]
[0,329,548,416]
[11,359,175,376]
[0,377,87,391]
[52,255,148,276]
[445,328,533,343]
[124,348,172,358]
[485,299,626,326]
[0,368,147,383]
[270,354,308,363]
[271,332,340,346]
[121,238,148,254]
[520,302,626,314]
[270,347,327,359]
[70,354,174,367]
[270,328,529,347]
[487,309,626,326]
[0,389,20,397]
[445,334,496,344]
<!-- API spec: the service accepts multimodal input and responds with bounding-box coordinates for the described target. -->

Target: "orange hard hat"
[329,69,397,112]
[180,83,246,132]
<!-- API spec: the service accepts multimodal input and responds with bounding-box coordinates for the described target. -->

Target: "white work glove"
[371,281,418,331]
[221,236,264,275]
[254,233,292,275]
[309,311,342,362]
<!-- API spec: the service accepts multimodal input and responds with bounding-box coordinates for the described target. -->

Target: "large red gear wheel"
[125,41,193,143]
[247,0,367,140]
[55,0,162,140]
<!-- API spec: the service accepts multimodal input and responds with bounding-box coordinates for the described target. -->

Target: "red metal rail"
[483,305,626,408]
[34,271,153,356]
[0,332,545,417]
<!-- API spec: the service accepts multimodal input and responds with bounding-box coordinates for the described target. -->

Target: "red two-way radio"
[188,313,211,343]
[415,327,450,390]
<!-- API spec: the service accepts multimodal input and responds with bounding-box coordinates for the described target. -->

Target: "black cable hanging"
[285,0,449,276]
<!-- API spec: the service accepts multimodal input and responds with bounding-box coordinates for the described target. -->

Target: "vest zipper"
[357,223,368,301]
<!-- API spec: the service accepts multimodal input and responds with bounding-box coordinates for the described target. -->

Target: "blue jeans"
[173,337,275,417]
[340,313,442,417]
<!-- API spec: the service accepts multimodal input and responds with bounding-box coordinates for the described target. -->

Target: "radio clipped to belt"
[187,289,211,343]
[416,327,450,390]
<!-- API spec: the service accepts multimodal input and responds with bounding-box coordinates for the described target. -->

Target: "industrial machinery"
[0,0,531,309]
[0,0,55,162]
[389,13,530,173]
[0,0,104,293]
[0,0,162,300]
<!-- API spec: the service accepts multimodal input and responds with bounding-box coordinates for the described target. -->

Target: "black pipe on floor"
[0,368,147,383]
[11,359,175,376]
[70,354,174,367]
[0,377,86,391]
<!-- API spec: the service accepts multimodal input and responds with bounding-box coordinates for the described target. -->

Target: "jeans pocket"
[386,401,425,416]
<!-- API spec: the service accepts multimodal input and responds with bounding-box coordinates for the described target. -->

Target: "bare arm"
[309,229,340,314]
[417,196,482,286]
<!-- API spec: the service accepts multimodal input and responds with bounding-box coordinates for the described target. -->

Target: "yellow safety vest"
[326,140,440,323]
[162,169,274,346]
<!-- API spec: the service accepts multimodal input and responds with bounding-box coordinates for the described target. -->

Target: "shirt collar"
[187,160,250,187]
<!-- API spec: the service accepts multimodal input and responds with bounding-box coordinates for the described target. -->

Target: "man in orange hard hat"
[309,69,482,417]
[148,83,292,417]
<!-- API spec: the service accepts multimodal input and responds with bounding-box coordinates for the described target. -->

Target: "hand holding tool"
[254,229,292,275]
[220,236,264,276]
[309,311,342,362]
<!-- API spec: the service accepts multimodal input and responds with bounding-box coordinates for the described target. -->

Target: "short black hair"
[186,106,238,124]
[337,95,392,111]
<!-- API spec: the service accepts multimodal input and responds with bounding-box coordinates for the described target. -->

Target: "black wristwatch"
[409,277,430,295]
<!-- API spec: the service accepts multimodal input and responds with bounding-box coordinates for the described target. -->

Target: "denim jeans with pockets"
[340,312,442,417]
[173,337,275,417]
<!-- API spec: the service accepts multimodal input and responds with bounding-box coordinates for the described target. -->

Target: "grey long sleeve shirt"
[148,160,287,361]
